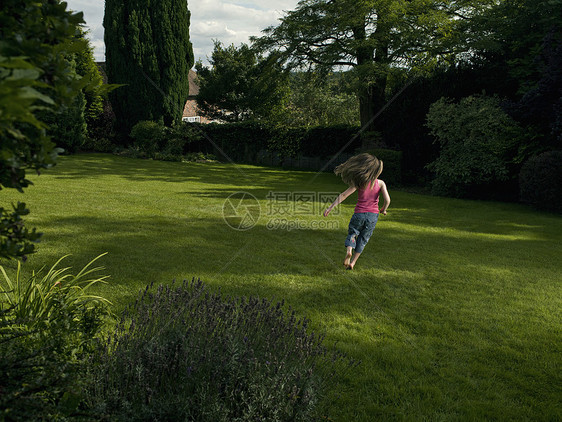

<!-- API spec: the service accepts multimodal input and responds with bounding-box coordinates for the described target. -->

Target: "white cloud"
[192,21,237,38]
[64,0,299,64]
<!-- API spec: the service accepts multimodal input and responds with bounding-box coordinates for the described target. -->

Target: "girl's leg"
[344,214,361,268]
[349,214,378,270]
[348,251,361,270]
[344,246,353,268]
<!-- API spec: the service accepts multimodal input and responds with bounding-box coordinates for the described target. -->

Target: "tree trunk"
[354,19,389,150]
[358,78,386,130]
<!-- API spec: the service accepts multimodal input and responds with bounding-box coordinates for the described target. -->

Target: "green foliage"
[123,120,400,181]
[195,42,288,122]
[268,127,307,158]
[0,254,111,420]
[0,56,59,192]
[83,101,118,151]
[185,122,363,164]
[193,121,274,162]
[44,88,88,153]
[0,254,111,324]
[130,120,165,155]
[164,123,202,155]
[466,1,562,166]
[0,0,93,259]
[300,125,362,157]
[471,0,562,95]
[0,202,41,260]
[87,279,352,421]
[104,0,194,137]
[506,30,562,159]
[273,72,360,128]
[75,30,105,133]
[519,151,562,213]
[252,0,498,135]
[84,136,116,154]
[426,96,522,197]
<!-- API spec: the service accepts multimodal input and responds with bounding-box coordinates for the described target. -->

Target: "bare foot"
[343,251,352,268]
[346,262,355,270]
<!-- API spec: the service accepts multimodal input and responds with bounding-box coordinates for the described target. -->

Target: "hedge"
[133,121,403,183]
[519,150,562,213]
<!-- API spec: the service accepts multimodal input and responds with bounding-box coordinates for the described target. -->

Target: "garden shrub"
[426,95,522,198]
[183,152,217,162]
[130,120,165,155]
[45,91,88,153]
[268,127,306,158]
[0,255,111,420]
[87,279,353,421]
[85,101,117,151]
[200,121,273,162]
[84,136,115,153]
[125,120,404,183]
[519,150,562,213]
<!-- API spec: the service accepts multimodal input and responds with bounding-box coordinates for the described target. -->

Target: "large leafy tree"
[104,0,194,136]
[278,72,360,128]
[195,42,288,122]
[0,0,91,259]
[253,0,496,137]
[470,0,562,156]
[471,0,562,95]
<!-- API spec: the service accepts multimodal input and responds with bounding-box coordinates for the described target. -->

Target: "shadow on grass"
[53,153,319,189]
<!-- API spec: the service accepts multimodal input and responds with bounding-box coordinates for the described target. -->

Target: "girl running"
[324,153,391,270]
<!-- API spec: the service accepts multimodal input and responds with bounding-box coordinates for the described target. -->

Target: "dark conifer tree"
[104,0,194,138]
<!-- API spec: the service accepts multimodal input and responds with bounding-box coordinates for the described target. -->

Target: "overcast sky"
[65,0,299,65]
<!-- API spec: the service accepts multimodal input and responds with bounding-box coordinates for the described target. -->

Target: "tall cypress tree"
[104,0,194,138]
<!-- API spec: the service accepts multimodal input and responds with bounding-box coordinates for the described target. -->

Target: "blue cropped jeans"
[345,212,378,253]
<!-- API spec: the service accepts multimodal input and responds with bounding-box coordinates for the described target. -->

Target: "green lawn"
[2,153,561,420]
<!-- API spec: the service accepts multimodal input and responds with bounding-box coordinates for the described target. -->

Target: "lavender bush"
[86,279,354,421]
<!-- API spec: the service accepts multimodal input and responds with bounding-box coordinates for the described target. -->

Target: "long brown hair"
[334,153,383,189]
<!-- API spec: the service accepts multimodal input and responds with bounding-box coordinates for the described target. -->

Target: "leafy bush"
[130,120,165,155]
[268,127,306,158]
[84,136,116,153]
[200,121,273,162]
[183,152,217,162]
[519,150,562,213]
[0,202,41,260]
[426,95,522,197]
[87,279,353,421]
[45,90,88,153]
[85,101,117,150]
[193,122,361,162]
[0,255,111,420]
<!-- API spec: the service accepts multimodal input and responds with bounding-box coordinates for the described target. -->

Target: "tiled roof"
[188,69,199,97]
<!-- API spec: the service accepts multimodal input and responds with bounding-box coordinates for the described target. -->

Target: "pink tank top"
[354,180,381,214]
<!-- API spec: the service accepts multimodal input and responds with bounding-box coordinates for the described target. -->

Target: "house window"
[182,116,201,123]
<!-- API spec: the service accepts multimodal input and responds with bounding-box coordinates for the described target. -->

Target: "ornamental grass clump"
[87,279,354,421]
[0,254,112,420]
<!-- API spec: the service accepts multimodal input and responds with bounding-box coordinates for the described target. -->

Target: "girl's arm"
[379,180,391,215]
[323,186,356,217]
